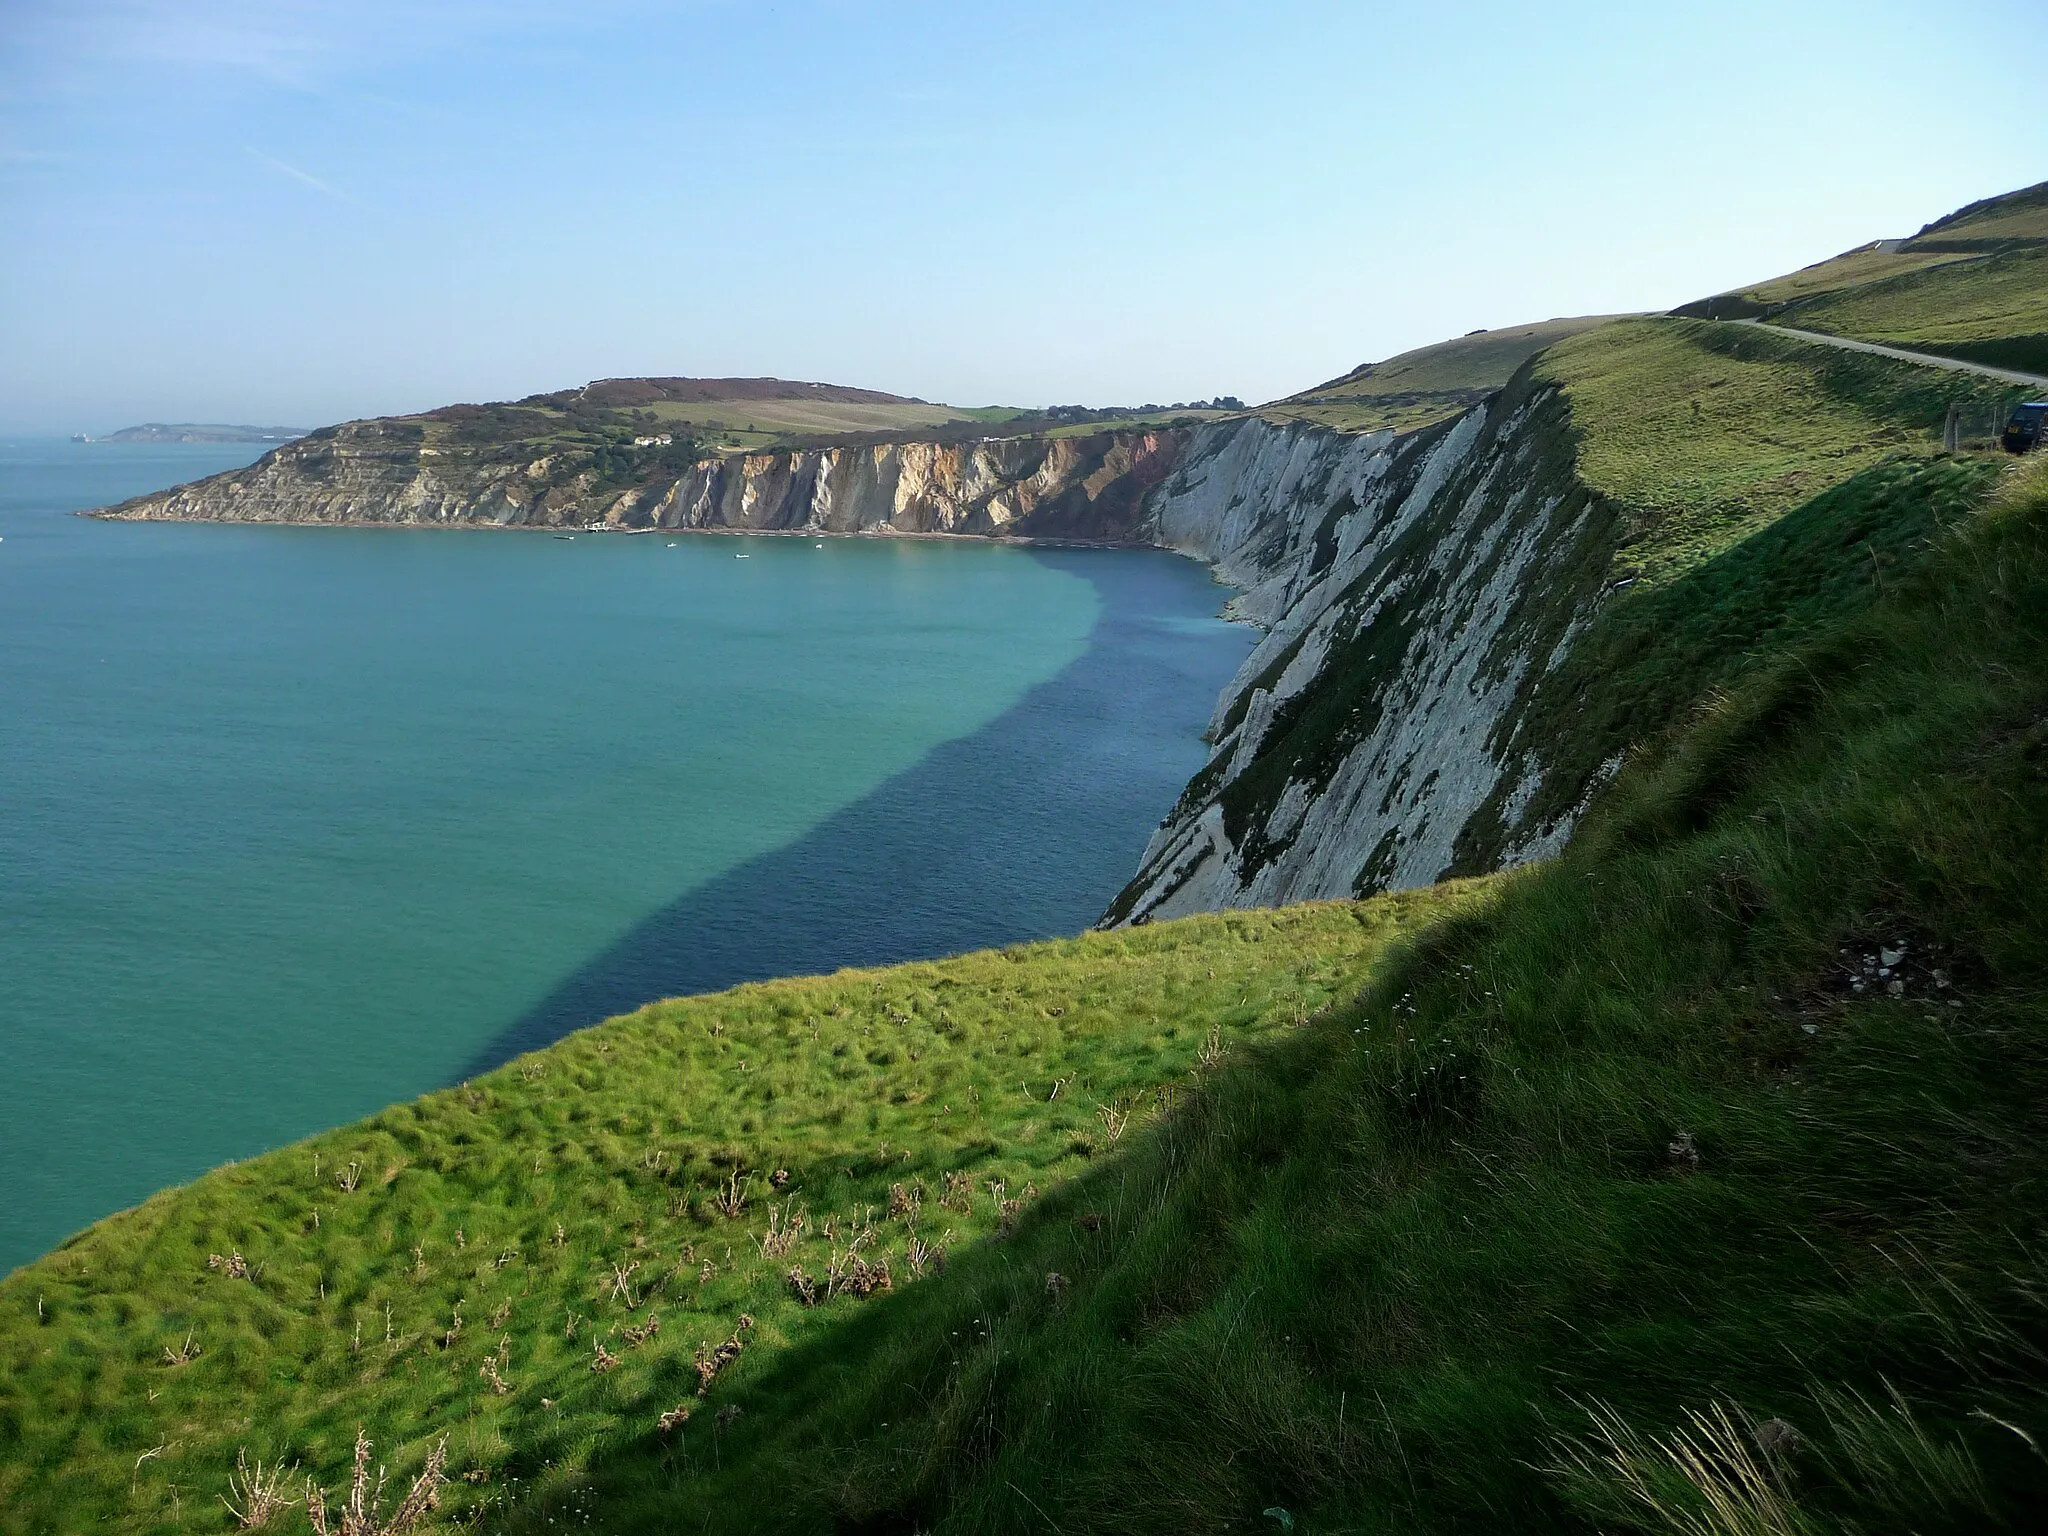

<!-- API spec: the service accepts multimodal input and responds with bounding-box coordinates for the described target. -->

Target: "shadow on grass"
[462,548,1253,1077]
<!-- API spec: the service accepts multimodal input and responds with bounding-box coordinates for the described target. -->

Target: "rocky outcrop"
[1105,369,1621,923]
[95,422,1184,544]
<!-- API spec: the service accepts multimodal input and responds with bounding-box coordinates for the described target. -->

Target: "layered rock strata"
[98,425,1183,543]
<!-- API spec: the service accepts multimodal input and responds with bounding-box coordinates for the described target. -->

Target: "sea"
[0,438,1254,1272]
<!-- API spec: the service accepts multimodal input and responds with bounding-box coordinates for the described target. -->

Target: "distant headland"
[73,423,309,445]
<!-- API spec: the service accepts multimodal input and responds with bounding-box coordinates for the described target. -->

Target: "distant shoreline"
[76,507,1167,552]
[76,424,308,445]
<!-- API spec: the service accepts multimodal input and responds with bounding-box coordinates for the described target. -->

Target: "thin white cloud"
[244,145,353,201]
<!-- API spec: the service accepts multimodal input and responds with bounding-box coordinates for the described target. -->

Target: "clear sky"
[1,0,2041,433]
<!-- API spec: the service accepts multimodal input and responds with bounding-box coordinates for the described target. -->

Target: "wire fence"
[1944,399,2038,453]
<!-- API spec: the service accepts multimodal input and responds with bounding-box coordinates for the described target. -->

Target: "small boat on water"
[553,534,575,541]
[734,553,750,559]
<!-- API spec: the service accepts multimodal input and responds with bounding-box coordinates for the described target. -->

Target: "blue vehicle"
[2003,401,2047,453]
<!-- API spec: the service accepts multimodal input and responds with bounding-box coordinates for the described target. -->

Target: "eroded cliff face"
[97,424,1183,543]
[1106,373,1622,923]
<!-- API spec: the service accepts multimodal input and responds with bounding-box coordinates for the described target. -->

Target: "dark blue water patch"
[466,547,1250,1071]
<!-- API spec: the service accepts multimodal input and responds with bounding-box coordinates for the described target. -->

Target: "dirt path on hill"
[1729,317,2048,390]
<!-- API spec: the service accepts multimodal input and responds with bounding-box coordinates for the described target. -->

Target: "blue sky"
[1,0,2041,432]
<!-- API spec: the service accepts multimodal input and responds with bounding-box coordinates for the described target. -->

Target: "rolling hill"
[1679,179,2048,375]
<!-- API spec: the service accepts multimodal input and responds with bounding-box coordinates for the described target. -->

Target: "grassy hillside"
[1772,247,2048,377]
[0,898,1471,1533]
[1447,313,2026,866]
[1536,316,2027,582]
[593,455,2048,1534]
[1683,181,2048,375]
[1904,179,2048,248]
[1734,244,1977,306]
[1262,315,1627,434]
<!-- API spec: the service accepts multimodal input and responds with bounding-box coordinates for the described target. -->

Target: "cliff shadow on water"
[461,547,1253,1075]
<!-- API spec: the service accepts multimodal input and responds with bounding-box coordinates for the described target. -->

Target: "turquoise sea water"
[0,439,1252,1272]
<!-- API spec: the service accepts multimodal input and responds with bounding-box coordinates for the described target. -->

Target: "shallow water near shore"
[0,439,1252,1272]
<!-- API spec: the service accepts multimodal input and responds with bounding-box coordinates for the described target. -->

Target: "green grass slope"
[1680,181,2048,375]
[614,457,2048,1535]
[1772,247,2048,377]
[0,898,1470,1533]
[1449,312,2027,869]
[1536,316,2027,582]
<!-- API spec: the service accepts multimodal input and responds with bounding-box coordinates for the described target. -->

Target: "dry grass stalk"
[1197,1024,1225,1071]
[590,1342,620,1373]
[886,1181,920,1220]
[786,1266,818,1306]
[162,1330,201,1367]
[713,1169,751,1221]
[1096,1103,1131,1144]
[693,1315,755,1394]
[207,1251,250,1279]
[656,1403,693,1433]
[941,1170,974,1212]
[220,1447,296,1529]
[305,1428,446,1536]
[609,1260,641,1308]
[985,1180,1032,1237]
[905,1231,947,1279]
[825,1230,892,1300]
[334,1159,363,1194]
[622,1312,661,1348]
[756,1199,809,1259]
[1551,1399,1810,1536]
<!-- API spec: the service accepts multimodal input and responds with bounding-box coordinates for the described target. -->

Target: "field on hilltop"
[412,376,1017,460]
